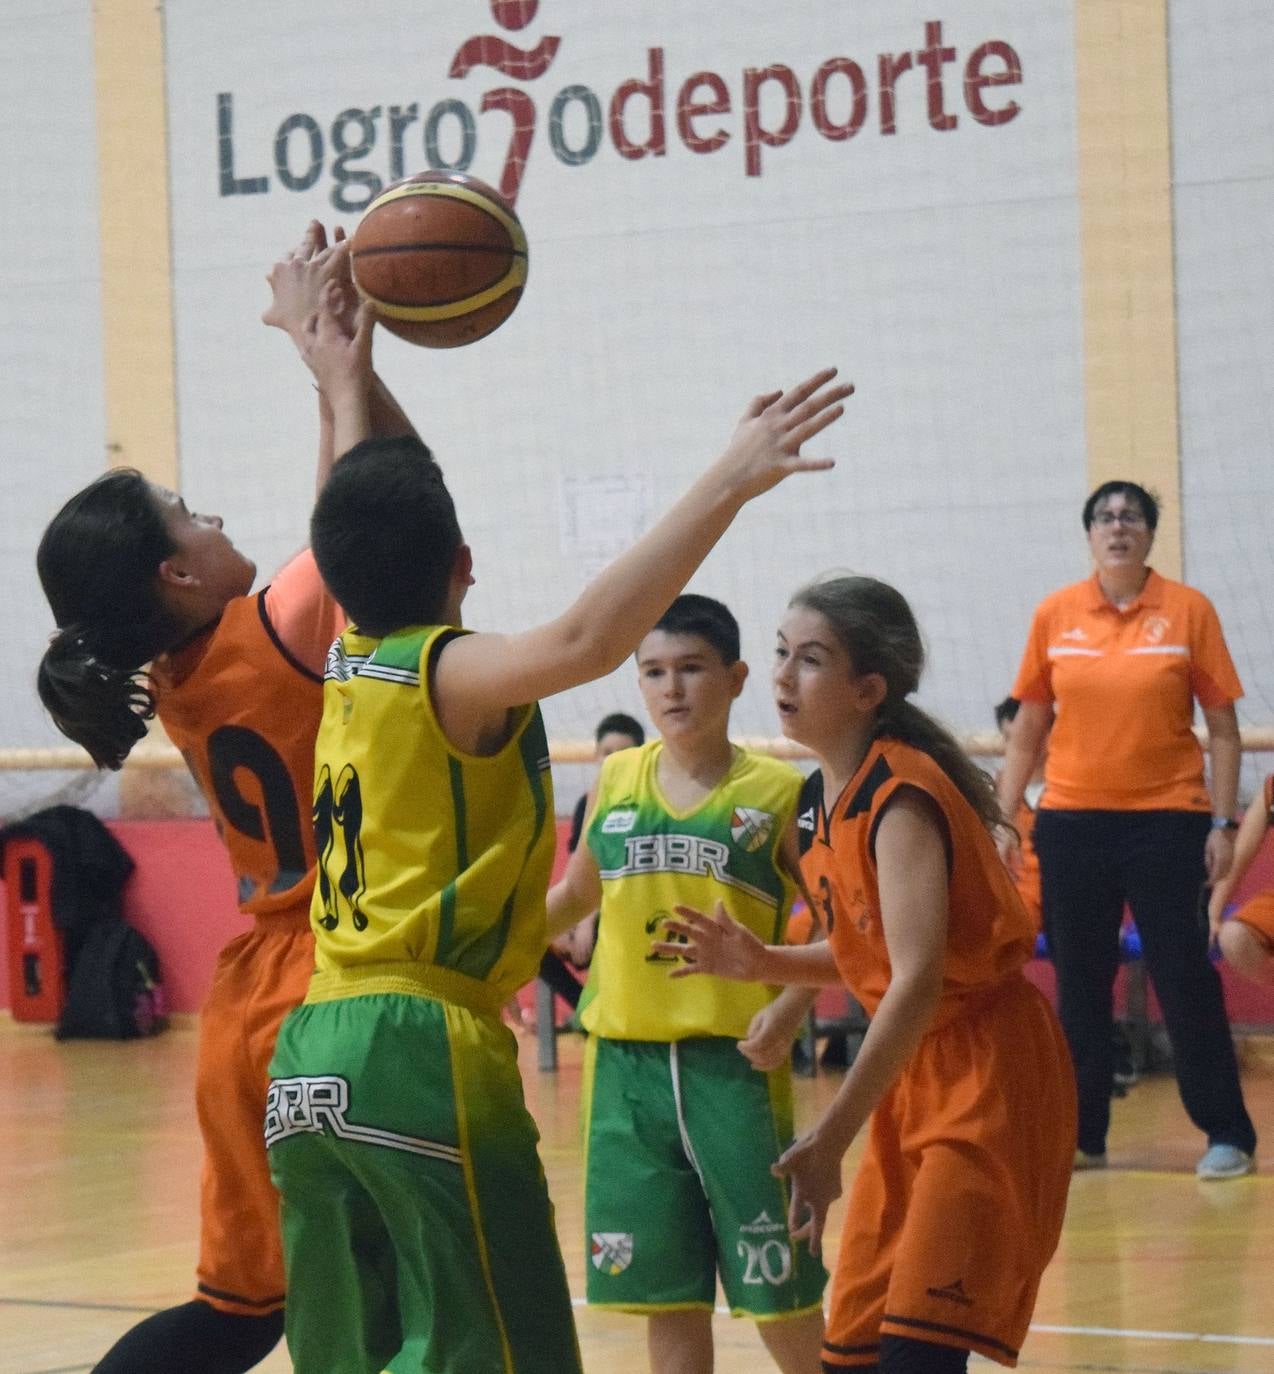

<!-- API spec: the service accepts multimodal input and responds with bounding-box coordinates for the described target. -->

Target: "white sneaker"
[1196,1144,1255,1180]
[1073,1149,1107,1171]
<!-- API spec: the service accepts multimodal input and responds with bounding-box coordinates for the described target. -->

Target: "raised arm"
[436,371,852,716]
[263,222,417,493]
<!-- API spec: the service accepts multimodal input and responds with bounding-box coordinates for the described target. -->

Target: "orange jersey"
[154,551,343,919]
[800,739,1036,1022]
[1011,570,1241,812]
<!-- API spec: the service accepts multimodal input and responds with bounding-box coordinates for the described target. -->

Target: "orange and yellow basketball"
[349,172,528,349]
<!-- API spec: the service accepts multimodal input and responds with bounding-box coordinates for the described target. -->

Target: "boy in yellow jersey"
[264,290,852,1374]
[547,595,827,1374]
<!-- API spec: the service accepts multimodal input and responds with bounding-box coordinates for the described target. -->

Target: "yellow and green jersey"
[307,624,555,1010]
[582,740,802,1041]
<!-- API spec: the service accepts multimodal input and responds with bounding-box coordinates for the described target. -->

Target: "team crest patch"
[731,807,775,852]
[601,808,638,834]
[591,1232,634,1275]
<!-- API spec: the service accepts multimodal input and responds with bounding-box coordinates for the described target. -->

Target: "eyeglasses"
[1092,510,1147,529]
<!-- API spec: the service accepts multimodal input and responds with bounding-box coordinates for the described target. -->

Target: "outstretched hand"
[650,902,768,981]
[717,368,853,501]
[263,221,357,340]
[298,288,375,399]
[772,1129,844,1257]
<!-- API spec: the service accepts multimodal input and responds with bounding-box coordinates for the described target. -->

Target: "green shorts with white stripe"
[268,991,581,1374]
[582,1034,827,1319]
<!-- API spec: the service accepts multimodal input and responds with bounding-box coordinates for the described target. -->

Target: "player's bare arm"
[435,369,852,725]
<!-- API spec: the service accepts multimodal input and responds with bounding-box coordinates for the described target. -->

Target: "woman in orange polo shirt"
[998,480,1255,1180]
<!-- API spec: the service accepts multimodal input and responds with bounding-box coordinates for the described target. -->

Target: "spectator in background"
[1209,775,1274,987]
[998,480,1256,1179]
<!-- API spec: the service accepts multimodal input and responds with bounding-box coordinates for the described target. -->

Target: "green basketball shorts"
[582,1034,827,1319]
[267,992,581,1374]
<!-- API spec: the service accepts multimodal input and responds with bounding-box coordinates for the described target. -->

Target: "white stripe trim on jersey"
[596,863,776,907]
[358,663,421,687]
[1046,645,1103,657]
[325,644,369,682]
[1124,645,1189,656]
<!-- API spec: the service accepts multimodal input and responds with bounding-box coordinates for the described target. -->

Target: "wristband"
[1210,816,1239,832]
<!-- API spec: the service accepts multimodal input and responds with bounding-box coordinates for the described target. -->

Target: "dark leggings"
[825,1334,969,1374]
[1034,808,1255,1156]
[92,1300,283,1374]
[538,949,584,1009]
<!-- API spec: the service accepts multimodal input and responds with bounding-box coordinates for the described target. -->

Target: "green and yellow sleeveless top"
[582,741,802,1041]
[307,624,555,1012]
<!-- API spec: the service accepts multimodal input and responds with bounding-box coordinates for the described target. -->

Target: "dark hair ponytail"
[36,469,180,769]
[790,575,1005,834]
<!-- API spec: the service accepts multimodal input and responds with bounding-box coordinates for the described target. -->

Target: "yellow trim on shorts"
[444,1001,517,1374]
[589,1300,716,1315]
[738,1301,826,1324]
[304,961,504,1018]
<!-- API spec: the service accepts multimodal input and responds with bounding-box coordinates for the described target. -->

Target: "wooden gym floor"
[3,1016,1273,1374]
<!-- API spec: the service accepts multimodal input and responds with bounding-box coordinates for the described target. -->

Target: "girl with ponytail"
[37,467,241,768]
[655,575,1076,1374]
[34,223,414,1374]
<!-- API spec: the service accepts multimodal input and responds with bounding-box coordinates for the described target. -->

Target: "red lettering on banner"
[676,72,731,154]
[878,50,914,136]
[965,40,1023,126]
[610,48,667,160]
[811,58,868,142]
[742,64,801,176]
[482,87,537,202]
[917,20,958,131]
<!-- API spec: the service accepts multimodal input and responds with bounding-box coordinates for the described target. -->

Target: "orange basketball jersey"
[799,738,1036,1022]
[154,552,341,919]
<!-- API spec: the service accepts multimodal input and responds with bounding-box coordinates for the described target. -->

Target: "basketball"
[349,172,528,349]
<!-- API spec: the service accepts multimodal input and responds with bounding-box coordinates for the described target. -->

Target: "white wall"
[158,0,1085,748]
[14,3,1271,806]
[1,2,105,751]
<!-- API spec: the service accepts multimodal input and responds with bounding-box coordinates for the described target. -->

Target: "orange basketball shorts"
[193,908,313,1315]
[1232,891,1274,948]
[823,975,1075,1369]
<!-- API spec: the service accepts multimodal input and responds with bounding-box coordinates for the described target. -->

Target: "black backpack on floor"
[55,920,167,1040]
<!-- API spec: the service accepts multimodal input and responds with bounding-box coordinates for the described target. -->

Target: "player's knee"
[878,1332,969,1373]
[1219,920,1270,979]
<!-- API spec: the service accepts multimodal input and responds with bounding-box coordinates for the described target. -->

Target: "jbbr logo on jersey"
[591,1231,634,1275]
[730,807,775,853]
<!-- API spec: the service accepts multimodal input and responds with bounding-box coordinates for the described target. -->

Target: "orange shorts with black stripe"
[823,975,1075,1369]
[193,908,313,1315]
[1232,891,1274,949]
